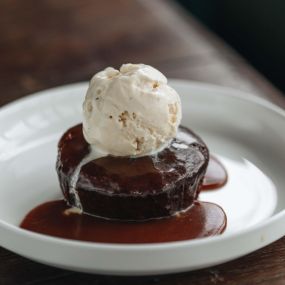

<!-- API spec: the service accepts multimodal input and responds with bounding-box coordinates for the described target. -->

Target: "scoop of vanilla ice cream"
[82,63,182,157]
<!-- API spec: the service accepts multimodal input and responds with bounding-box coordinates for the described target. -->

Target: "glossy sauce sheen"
[202,156,228,190]
[20,200,226,243]
[20,156,228,243]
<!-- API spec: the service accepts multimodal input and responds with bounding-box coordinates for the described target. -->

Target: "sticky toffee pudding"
[56,124,209,220]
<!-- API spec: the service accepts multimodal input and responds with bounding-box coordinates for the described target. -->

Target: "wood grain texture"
[0,0,284,284]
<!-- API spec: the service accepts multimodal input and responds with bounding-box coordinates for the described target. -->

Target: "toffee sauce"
[20,156,228,243]
[20,200,226,243]
[202,156,228,190]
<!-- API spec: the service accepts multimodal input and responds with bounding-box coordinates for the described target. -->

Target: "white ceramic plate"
[0,80,284,276]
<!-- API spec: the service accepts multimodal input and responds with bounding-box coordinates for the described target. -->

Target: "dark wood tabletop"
[0,0,285,284]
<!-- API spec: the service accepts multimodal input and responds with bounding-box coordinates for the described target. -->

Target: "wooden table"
[0,1,284,284]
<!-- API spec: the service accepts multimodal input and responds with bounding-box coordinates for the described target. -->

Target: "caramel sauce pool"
[202,156,228,190]
[20,156,228,243]
[20,200,226,243]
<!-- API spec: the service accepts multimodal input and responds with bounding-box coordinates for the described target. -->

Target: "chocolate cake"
[56,124,209,220]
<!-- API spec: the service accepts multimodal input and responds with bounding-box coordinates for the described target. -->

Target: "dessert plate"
[0,80,284,275]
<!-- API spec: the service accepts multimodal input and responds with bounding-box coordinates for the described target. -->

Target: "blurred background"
[178,0,285,93]
[0,0,284,106]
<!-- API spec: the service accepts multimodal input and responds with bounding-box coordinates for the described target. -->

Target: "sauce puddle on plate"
[20,156,228,243]
[202,155,228,191]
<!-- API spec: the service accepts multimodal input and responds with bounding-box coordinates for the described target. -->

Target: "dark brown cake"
[56,124,209,220]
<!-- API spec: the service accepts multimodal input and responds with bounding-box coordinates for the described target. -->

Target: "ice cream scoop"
[82,63,182,157]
